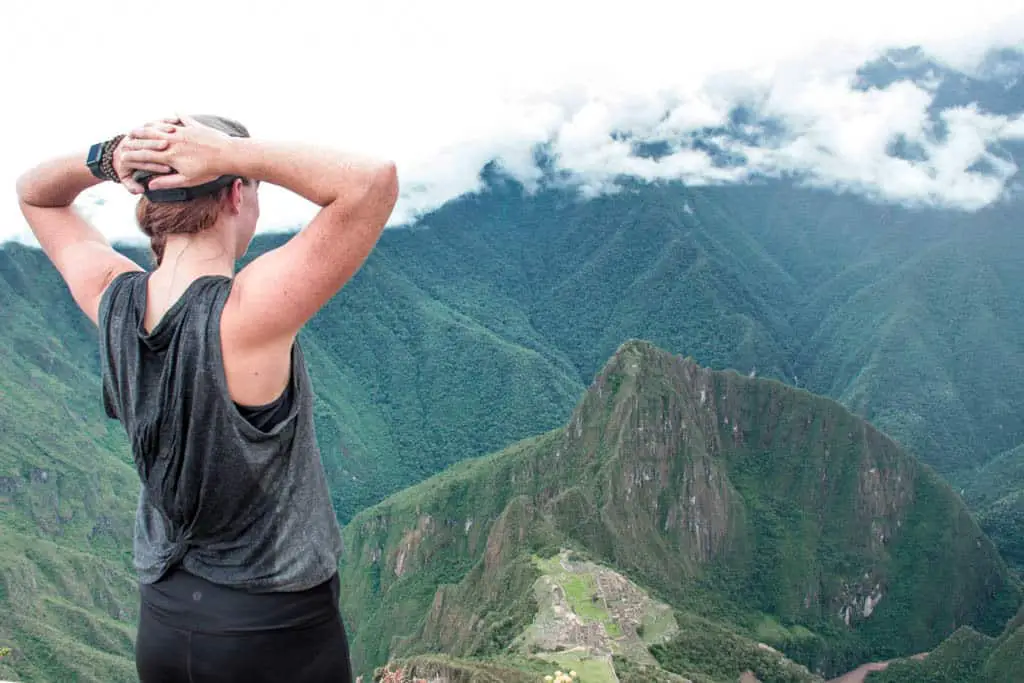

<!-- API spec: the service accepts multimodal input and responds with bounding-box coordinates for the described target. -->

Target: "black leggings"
[135,568,353,683]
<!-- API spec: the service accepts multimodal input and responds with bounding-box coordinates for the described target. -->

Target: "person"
[15,114,399,682]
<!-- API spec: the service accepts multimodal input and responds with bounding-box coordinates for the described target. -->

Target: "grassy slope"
[337,342,1020,680]
[979,606,1024,682]
[0,246,140,682]
[700,184,1024,478]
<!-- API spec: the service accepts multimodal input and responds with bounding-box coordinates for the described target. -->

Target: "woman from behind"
[15,114,399,682]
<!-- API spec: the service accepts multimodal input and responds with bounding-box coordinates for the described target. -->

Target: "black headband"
[134,170,243,203]
[131,114,249,202]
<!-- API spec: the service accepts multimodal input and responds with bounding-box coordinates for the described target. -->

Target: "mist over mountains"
[12,42,1023,245]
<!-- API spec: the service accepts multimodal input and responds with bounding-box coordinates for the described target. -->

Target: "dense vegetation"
[649,623,820,683]
[336,341,1019,680]
[963,445,1024,579]
[0,245,140,683]
[866,606,1024,683]
[4,181,1024,681]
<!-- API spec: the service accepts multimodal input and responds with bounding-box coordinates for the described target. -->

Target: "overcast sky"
[2,0,1023,246]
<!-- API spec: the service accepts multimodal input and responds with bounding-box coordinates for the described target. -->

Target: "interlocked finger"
[125,161,174,173]
[122,136,170,151]
[121,148,167,164]
[143,121,177,133]
[130,125,175,141]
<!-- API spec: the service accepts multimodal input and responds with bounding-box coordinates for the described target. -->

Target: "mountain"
[336,341,1020,681]
[865,605,1024,683]
[0,244,140,683]
[4,180,1024,680]
[962,444,1024,579]
[360,173,1024,481]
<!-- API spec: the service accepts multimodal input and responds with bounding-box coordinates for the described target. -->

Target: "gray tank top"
[98,271,344,593]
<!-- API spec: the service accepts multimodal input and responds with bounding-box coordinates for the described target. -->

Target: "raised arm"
[228,138,399,344]
[123,116,399,348]
[14,137,169,324]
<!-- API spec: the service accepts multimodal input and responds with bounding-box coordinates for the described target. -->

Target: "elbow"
[324,161,399,229]
[14,171,32,205]
[15,181,41,212]
[374,161,399,205]
[15,168,50,209]
[366,161,399,217]
[361,162,399,233]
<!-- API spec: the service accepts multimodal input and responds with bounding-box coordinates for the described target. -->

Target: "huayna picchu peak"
[336,341,1021,681]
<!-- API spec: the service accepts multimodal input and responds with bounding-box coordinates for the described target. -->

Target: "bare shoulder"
[227,164,398,347]
[212,143,398,404]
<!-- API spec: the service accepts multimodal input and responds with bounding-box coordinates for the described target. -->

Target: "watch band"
[85,134,125,183]
[101,134,124,183]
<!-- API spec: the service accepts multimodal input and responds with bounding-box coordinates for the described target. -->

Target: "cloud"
[743,75,1023,209]
[1,1,1023,247]
[479,64,1024,211]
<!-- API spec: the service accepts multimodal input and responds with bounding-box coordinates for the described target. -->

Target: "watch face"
[86,142,109,180]
[86,142,104,167]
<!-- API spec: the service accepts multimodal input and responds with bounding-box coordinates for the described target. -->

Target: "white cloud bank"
[1,0,1022,246]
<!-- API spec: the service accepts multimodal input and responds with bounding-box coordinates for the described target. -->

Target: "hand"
[119,114,235,191]
[113,119,176,194]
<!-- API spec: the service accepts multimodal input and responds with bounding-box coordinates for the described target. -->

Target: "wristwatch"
[85,135,125,182]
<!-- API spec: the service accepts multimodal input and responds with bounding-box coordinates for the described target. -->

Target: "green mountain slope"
[355,179,1024,481]
[0,237,584,681]
[0,245,141,683]
[777,197,1024,480]
[4,176,1024,679]
[963,444,1024,580]
[7,178,1024,518]
[980,606,1024,682]
[866,605,1024,683]
[382,180,1024,578]
[337,341,1021,680]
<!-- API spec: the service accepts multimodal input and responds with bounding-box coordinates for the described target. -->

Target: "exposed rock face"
[566,344,739,569]
[339,341,1021,677]
[394,514,436,577]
